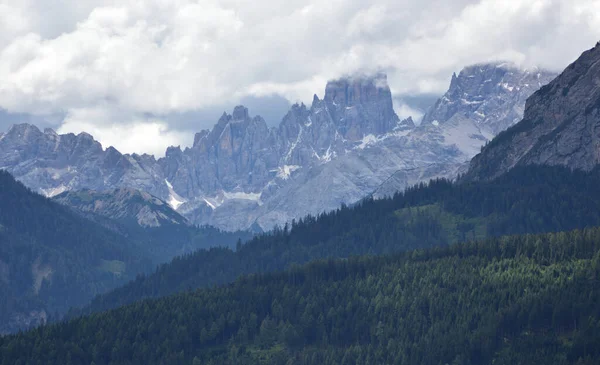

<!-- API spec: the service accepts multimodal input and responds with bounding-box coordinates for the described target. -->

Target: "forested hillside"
[0,171,251,334]
[0,171,152,333]
[81,164,600,315]
[3,227,599,364]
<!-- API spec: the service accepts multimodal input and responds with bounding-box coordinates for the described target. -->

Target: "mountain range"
[0,64,556,231]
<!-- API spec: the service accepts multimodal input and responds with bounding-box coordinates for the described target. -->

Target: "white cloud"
[0,0,598,154]
[58,106,189,156]
[0,4,30,47]
[394,102,424,123]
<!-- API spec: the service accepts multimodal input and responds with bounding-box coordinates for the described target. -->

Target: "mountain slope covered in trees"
[80,164,600,315]
[3,227,599,365]
[0,171,251,334]
[0,171,152,333]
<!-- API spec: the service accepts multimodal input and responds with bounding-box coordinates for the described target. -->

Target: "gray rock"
[323,73,399,139]
[0,124,167,198]
[464,44,600,181]
[53,188,188,228]
[419,62,557,156]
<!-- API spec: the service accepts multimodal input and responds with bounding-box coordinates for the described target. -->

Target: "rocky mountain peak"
[464,43,600,181]
[279,103,309,136]
[324,73,390,108]
[76,131,95,140]
[43,128,58,136]
[312,94,320,105]
[321,73,399,141]
[232,105,250,120]
[193,105,257,152]
[74,131,103,152]
[422,63,557,135]
[450,72,458,88]
[212,111,233,133]
[396,117,416,132]
[192,130,209,147]
[165,145,183,156]
[4,123,43,141]
[413,62,558,157]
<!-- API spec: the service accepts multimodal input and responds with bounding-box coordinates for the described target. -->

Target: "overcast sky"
[1,0,599,155]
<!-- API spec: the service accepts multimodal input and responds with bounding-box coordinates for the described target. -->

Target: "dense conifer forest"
[81,164,600,315]
[2,227,599,364]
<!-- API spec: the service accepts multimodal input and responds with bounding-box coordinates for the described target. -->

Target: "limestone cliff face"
[464,43,600,181]
[163,105,277,195]
[323,73,399,140]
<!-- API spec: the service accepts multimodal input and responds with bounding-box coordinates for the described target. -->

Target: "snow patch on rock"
[40,185,68,197]
[165,180,186,210]
[273,165,301,180]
